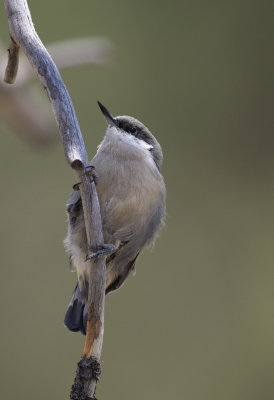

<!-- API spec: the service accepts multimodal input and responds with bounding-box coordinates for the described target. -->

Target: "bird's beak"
[97,101,118,127]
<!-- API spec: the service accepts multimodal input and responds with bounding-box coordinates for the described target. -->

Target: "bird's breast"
[91,145,165,242]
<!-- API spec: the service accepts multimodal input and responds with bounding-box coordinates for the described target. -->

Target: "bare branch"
[4,0,107,397]
[4,36,20,83]
[4,0,86,165]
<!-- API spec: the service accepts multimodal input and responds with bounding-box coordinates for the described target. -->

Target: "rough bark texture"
[3,0,106,398]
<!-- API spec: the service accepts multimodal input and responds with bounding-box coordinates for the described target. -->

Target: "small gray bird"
[64,102,166,334]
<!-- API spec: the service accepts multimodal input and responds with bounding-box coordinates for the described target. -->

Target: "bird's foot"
[73,182,81,191]
[85,165,99,185]
[86,244,116,261]
[72,166,98,191]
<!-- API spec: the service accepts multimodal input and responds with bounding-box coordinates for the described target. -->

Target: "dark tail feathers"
[64,284,88,335]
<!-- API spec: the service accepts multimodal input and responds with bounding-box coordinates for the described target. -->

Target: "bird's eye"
[129,126,137,134]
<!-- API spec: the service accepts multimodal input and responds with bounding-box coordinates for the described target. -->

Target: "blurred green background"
[0,0,273,399]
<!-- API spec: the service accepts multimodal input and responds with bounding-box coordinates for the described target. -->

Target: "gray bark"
[3,0,106,397]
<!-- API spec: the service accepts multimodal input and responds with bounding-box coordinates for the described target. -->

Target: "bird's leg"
[86,244,116,261]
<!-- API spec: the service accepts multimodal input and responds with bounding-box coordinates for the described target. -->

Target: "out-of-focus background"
[0,1,273,399]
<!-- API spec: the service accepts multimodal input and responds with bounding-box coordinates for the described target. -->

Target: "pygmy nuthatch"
[64,102,166,334]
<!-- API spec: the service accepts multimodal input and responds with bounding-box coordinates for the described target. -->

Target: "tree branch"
[3,0,107,398]
[4,36,20,83]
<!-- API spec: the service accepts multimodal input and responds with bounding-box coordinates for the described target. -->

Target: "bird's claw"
[86,244,116,261]
[85,165,99,185]
[73,182,81,191]
[72,166,98,191]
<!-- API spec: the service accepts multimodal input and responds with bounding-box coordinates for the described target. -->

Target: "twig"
[3,0,107,398]
[4,36,19,83]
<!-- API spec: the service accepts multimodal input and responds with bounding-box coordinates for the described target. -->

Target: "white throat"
[122,131,153,151]
[99,126,153,152]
